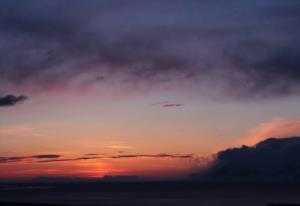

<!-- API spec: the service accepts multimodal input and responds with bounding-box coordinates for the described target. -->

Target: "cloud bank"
[0,0,299,99]
[190,137,300,181]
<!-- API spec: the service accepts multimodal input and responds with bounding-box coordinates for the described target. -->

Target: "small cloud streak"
[162,103,184,108]
[84,153,101,156]
[39,153,194,163]
[31,154,61,159]
[0,154,61,164]
[110,153,193,159]
[38,157,99,163]
[152,101,184,108]
[0,95,28,107]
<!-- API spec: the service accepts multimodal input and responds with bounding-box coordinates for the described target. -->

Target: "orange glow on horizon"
[0,155,203,180]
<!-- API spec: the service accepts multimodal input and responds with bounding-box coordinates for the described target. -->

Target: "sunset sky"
[0,0,300,180]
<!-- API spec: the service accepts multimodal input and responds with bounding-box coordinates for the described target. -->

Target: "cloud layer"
[0,0,299,99]
[190,137,300,181]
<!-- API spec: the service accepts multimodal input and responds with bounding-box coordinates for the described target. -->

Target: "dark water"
[1,182,300,206]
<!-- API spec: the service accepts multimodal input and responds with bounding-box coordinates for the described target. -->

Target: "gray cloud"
[0,0,299,99]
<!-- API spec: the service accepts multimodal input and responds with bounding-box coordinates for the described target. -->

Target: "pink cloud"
[240,118,300,145]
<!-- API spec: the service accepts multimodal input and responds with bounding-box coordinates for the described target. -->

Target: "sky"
[0,0,300,180]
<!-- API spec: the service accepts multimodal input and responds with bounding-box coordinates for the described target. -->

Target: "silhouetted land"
[1,181,300,206]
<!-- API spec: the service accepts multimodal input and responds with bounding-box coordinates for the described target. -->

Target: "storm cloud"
[190,137,300,181]
[0,0,299,99]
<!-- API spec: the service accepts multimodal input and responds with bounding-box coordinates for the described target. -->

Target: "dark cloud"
[190,137,300,181]
[84,153,100,156]
[152,101,184,107]
[162,104,184,108]
[0,154,61,164]
[31,154,61,159]
[111,154,193,159]
[0,95,28,107]
[0,0,299,99]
